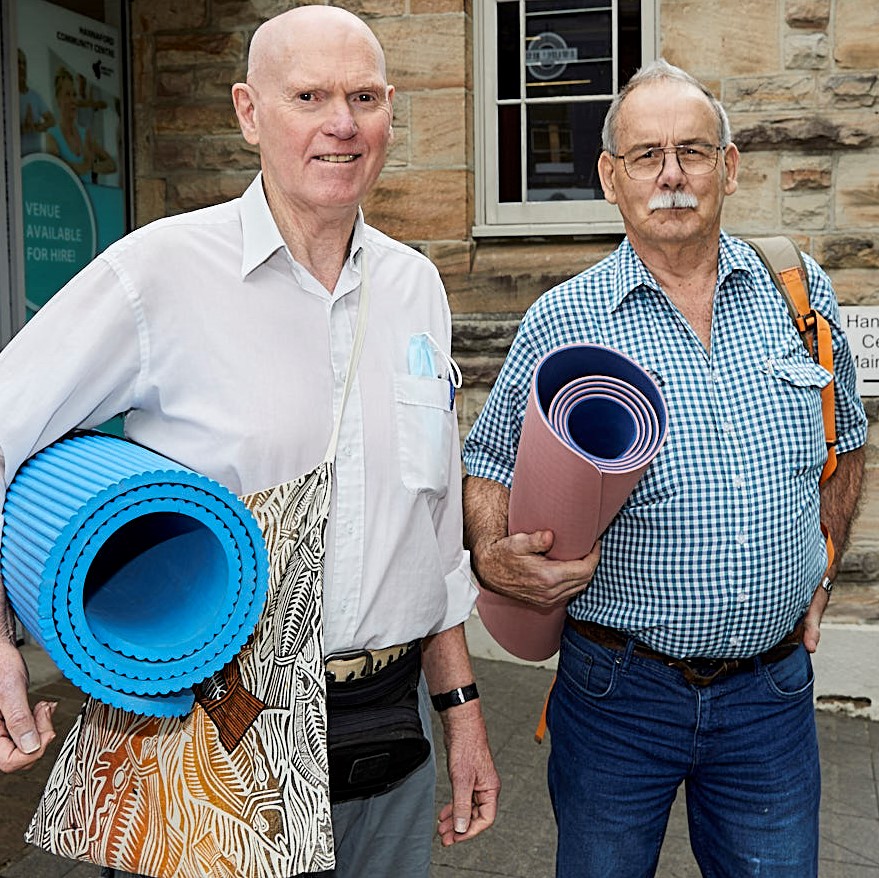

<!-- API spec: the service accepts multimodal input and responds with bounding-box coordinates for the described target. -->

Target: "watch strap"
[430,683,479,712]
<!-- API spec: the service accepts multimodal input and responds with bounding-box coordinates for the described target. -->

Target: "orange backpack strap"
[534,675,556,744]
[743,236,837,486]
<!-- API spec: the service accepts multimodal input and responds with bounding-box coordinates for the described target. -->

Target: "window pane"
[526,101,609,202]
[497,1,520,101]
[525,3,611,97]
[618,0,642,84]
[498,105,522,202]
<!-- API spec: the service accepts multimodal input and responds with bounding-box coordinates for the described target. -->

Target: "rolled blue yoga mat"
[1,432,269,717]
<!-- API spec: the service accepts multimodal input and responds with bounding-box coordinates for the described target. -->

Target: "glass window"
[475,0,656,235]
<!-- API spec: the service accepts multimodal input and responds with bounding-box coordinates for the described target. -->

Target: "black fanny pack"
[326,643,431,803]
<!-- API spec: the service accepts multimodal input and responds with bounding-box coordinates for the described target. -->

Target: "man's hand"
[464,475,599,606]
[435,701,500,847]
[0,640,56,772]
[473,528,599,607]
[803,582,830,654]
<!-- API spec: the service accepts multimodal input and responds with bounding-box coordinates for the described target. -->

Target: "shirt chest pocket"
[763,350,832,470]
[393,373,454,496]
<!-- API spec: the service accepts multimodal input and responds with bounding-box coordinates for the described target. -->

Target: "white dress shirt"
[0,174,476,653]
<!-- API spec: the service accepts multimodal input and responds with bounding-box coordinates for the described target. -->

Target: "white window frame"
[473,0,658,237]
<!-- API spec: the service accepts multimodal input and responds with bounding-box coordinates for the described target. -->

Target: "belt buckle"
[325,648,373,683]
[672,658,734,687]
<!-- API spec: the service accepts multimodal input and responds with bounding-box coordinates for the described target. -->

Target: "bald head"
[247,5,387,87]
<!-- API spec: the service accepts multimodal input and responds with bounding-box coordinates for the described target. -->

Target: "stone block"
[194,66,247,100]
[199,138,260,171]
[157,70,195,99]
[814,235,879,269]
[780,154,832,190]
[471,238,611,277]
[723,75,815,112]
[363,169,469,240]
[154,137,201,170]
[720,151,779,233]
[455,386,489,437]
[784,33,830,69]
[169,173,253,211]
[837,155,879,228]
[429,240,474,276]
[819,74,879,109]
[781,192,831,230]
[411,0,466,13]
[661,0,779,74]
[410,89,469,168]
[154,103,240,135]
[155,33,247,68]
[340,0,407,16]
[386,95,411,168]
[131,0,208,34]
[134,177,167,226]
[785,0,831,29]
[373,15,467,90]
[835,0,879,69]
[732,112,875,150]
[210,0,307,30]
[132,35,154,104]
[825,269,879,305]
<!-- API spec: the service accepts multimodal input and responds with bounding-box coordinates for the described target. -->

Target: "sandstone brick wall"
[128,0,878,584]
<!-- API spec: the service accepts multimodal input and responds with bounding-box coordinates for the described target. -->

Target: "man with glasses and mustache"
[463,59,865,877]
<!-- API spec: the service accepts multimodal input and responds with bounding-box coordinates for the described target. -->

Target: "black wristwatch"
[430,683,479,712]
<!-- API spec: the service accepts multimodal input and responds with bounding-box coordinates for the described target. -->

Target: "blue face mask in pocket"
[407,333,438,378]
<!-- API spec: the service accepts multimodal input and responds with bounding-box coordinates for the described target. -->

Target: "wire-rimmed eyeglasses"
[612,144,723,180]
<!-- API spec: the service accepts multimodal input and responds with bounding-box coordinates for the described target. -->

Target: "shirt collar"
[609,238,660,311]
[610,231,744,311]
[239,172,367,280]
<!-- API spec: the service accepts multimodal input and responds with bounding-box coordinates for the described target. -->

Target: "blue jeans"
[547,623,820,878]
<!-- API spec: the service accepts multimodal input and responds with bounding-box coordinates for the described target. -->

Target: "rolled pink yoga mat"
[477,344,668,661]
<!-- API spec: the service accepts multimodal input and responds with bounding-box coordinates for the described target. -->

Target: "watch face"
[822,576,834,594]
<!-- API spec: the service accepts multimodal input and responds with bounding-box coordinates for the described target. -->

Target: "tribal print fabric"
[26,462,336,877]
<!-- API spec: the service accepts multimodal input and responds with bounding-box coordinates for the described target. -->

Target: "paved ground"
[2,653,878,877]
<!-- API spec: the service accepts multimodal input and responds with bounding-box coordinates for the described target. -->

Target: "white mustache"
[648,191,699,210]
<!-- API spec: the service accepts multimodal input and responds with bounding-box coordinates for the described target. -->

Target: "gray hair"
[601,58,731,154]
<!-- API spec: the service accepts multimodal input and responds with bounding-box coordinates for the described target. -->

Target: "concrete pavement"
[1,647,878,877]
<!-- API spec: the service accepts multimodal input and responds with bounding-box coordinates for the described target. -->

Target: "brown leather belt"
[566,617,804,687]
[325,641,419,683]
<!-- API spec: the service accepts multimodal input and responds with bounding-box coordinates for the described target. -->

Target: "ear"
[597,151,619,205]
[386,83,396,139]
[723,142,740,196]
[232,82,259,146]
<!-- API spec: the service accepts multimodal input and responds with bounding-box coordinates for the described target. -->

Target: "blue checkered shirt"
[463,233,867,658]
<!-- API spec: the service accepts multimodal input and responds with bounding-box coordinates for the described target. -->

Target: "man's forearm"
[820,446,865,579]
[462,476,510,574]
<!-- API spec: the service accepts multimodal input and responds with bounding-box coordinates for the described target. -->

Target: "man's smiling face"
[237,14,394,220]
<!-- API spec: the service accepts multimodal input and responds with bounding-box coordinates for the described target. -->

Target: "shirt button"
[736,591,748,603]
[722,421,734,434]
[346,522,355,535]
[736,532,748,546]
[712,373,722,385]
[733,474,745,489]
[765,357,775,374]
[343,445,352,457]
[337,370,346,383]
[729,635,741,647]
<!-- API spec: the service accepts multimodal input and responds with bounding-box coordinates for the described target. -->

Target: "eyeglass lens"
[623,145,720,179]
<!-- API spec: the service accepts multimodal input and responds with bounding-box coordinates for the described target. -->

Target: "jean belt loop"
[621,636,637,672]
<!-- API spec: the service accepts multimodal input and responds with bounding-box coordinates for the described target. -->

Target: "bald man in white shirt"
[0,7,498,877]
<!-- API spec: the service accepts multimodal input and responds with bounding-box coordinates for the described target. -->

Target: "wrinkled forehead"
[616,81,719,147]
